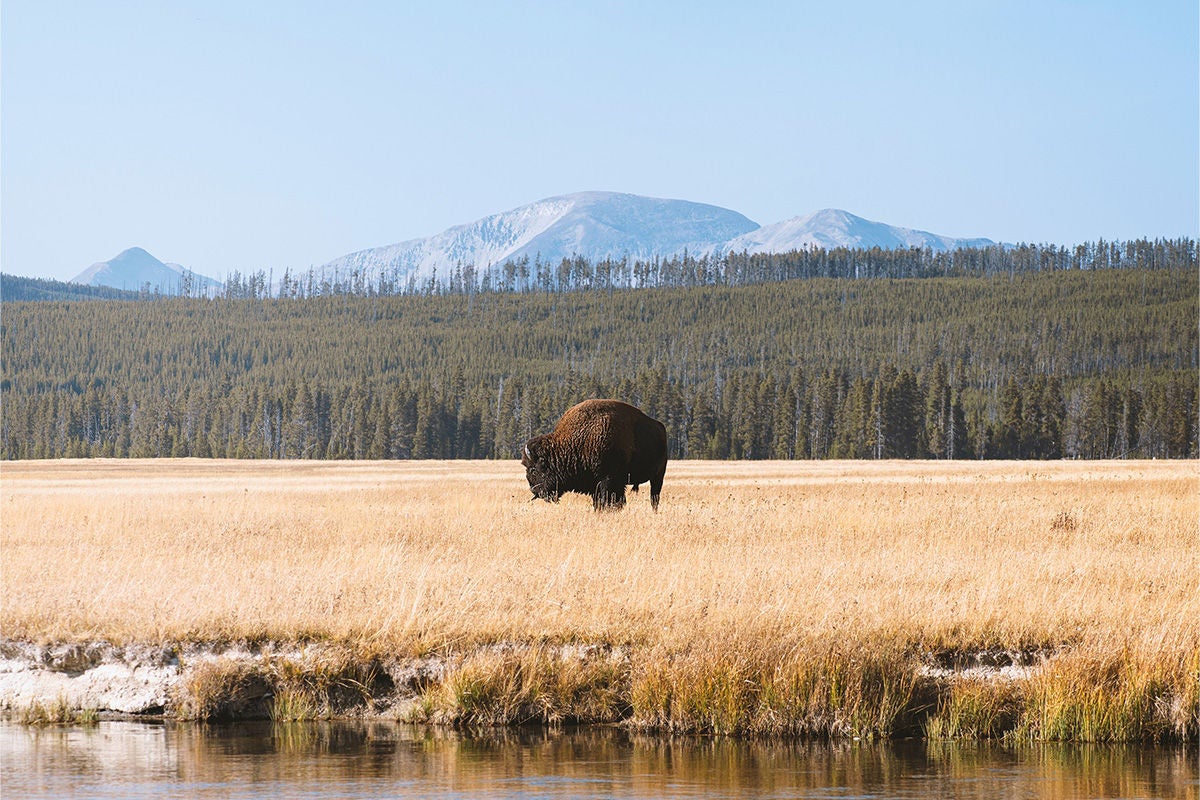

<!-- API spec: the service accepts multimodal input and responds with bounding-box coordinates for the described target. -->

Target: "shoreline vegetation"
[2,459,1197,742]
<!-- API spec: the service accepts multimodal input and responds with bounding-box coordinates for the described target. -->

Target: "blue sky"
[3,1,1197,281]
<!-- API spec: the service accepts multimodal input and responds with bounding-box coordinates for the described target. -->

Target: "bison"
[522,399,667,511]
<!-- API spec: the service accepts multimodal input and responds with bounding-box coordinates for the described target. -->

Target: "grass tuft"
[171,659,270,721]
[266,649,385,720]
[926,679,1021,739]
[1013,648,1199,743]
[631,640,922,738]
[412,646,630,727]
[18,696,99,726]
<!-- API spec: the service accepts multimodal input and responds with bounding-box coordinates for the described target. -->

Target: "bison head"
[521,436,561,503]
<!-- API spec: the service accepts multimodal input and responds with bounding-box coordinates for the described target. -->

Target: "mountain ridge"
[723,208,996,254]
[321,191,994,285]
[74,193,999,292]
[322,192,762,284]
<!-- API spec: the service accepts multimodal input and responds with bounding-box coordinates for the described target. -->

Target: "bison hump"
[550,400,640,461]
[560,399,643,421]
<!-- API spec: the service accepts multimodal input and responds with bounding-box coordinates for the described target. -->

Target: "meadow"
[2,459,1197,740]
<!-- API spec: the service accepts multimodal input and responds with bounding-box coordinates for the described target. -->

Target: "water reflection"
[2,721,1196,799]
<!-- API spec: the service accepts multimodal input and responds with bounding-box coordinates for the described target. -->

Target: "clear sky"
[3,1,1197,282]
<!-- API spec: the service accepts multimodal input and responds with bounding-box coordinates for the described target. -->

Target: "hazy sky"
[3,1,1197,281]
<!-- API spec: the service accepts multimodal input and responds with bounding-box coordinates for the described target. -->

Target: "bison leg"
[649,468,665,512]
[593,477,627,511]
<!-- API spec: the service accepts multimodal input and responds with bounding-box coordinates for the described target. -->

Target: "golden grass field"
[2,458,1198,739]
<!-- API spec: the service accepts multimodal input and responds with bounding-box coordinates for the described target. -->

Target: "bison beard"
[522,399,668,511]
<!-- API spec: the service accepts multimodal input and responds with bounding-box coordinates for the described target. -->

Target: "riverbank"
[2,637,1196,742]
[3,459,1197,740]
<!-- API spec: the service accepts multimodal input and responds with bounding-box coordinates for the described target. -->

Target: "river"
[1,721,1195,799]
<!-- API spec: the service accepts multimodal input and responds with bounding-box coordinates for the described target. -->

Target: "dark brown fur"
[522,399,667,511]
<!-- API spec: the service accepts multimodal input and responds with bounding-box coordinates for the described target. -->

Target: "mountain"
[69,197,996,296]
[72,247,220,294]
[719,208,995,255]
[322,192,994,285]
[321,192,760,284]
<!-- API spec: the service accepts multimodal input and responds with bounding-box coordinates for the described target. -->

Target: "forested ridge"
[2,264,1196,460]
[1,274,142,302]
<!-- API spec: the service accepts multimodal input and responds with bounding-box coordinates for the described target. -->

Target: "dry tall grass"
[3,459,1197,738]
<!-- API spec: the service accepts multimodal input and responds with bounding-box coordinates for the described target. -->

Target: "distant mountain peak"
[720,208,994,255]
[73,247,219,293]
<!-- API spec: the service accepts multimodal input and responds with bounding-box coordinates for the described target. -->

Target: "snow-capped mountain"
[73,247,219,294]
[322,191,760,284]
[719,208,994,255]
[76,195,996,295]
[322,192,993,284]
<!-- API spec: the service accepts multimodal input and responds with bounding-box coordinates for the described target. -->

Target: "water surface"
[2,721,1195,799]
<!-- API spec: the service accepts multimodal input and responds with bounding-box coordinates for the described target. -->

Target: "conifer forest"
[2,240,1196,461]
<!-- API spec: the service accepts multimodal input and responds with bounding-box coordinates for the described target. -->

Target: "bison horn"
[523,444,530,459]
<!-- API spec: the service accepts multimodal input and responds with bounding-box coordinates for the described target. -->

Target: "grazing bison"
[522,399,667,511]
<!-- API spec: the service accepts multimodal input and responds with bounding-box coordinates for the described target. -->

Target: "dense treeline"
[247,237,1195,298]
[1,274,143,302]
[4,239,1193,303]
[2,267,1196,460]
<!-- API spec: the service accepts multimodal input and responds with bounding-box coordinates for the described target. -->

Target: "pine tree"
[834,376,872,459]
[925,361,952,459]
[772,381,799,460]
[992,379,1025,458]
[885,369,923,459]
[809,370,840,459]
